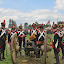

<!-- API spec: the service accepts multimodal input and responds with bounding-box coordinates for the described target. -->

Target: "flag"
[47,20,50,25]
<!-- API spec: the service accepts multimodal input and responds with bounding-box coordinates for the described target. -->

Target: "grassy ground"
[0,34,63,64]
[0,44,12,64]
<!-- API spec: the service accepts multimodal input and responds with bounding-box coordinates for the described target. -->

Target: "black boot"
[34,52,36,55]
[41,52,43,56]
[54,54,60,64]
[2,50,5,59]
[2,57,5,59]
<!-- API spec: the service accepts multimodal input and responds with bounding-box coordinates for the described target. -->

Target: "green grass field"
[0,44,12,64]
[0,34,63,64]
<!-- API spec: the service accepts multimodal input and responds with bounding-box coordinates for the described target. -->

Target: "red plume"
[61,22,62,24]
[4,20,5,22]
[37,23,38,24]
[35,24,36,25]
[33,23,34,24]
[42,23,43,25]
[53,22,54,24]
[13,24,15,26]
[44,31,46,32]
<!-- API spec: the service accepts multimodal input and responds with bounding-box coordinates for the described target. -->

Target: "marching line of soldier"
[8,22,51,58]
[0,20,64,64]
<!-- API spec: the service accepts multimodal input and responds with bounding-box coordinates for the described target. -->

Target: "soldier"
[29,23,39,56]
[58,22,64,59]
[8,24,17,45]
[30,23,39,43]
[36,24,45,58]
[18,24,26,55]
[52,22,60,64]
[0,20,6,61]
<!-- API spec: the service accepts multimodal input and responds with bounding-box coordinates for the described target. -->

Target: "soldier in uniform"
[58,22,64,59]
[18,24,26,55]
[8,24,17,45]
[29,23,39,56]
[36,24,45,58]
[52,22,60,64]
[0,20,6,61]
[30,23,39,43]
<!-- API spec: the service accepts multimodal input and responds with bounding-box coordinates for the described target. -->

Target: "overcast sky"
[0,0,64,27]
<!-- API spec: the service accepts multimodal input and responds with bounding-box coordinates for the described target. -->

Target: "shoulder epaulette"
[44,30,46,32]
[37,30,39,32]
[16,31,18,34]
[8,31,11,34]
[54,32,57,35]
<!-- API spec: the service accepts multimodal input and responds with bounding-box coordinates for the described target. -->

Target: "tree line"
[8,19,64,29]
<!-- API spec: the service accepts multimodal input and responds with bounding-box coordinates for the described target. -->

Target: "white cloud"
[0,8,64,27]
[53,9,58,12]
[55,0,64,10]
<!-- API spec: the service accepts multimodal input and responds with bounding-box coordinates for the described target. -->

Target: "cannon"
[10,33,52,64]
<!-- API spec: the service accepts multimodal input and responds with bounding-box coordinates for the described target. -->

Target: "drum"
[29,34,36,41]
